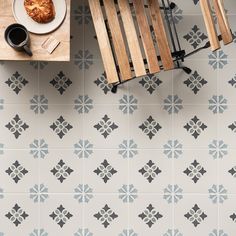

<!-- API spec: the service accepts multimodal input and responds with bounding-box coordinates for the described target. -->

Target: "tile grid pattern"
[1,0,236,235]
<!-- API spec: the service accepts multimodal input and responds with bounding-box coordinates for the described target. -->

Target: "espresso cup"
[4,24,33,56]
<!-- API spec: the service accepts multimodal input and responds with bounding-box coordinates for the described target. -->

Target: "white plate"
[12,0,67,34]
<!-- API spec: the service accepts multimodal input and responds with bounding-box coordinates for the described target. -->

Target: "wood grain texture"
[213,0,233,45]
[118,0,146,77]
[148,0,174,70]
[200,0,220,51]
[88,0,119,84]
[133,0,160,74]
[103,0,132,81]
[0,0,70,61]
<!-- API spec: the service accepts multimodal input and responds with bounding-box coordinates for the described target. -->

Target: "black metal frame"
[98,0,220,93]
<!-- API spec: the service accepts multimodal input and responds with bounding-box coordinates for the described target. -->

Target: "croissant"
[24,0,55,24]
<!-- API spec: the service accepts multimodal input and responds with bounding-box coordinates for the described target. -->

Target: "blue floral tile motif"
[208,95,227,114]
[139,74,162,94]
[94,115,118,138]
[74,5,92,25]
[29,139,48,159]
[51,160,74,183]
[29,184,49,203]
[0,98,4,110]
[167,5,183,24]
[5,114,29,139]
[208,185,228,204]
[118,139,138,159]
[209,229,228,236]
[0,188,4,199]
[0,143,4,155]
[184,71,207,94]
[183,25,208,49]
[139,160,161,183]
[118,184,138,203]
[208,140,228,159]
[119,229,138,236]
[5,71,28,95]
[74,95,93,114]
[208,50,228,70]
[5,204,29,227]
[74,50,93,70]
[74,140,93,158]
[50,205,73,228]
[138,204,163,228]
[74,184,93,203]
[94,72,112,94]
[94,159,117,183]
[29,229,48,236]
[30,61,48,70]
[50,116,73,139]
[119,95,138,114]
[163,229,183,236]
[163,140,183,159]
[184,204,207,227]
[163,95,183,114]
[183,160,206,183]
[139,116,162,140]
[184,116,207,139]
[163,185,183,204]
[74,228,93,236]
[94,204,118,228]
[30,95,48,114]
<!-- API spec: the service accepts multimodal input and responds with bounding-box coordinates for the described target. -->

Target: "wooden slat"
[148,0,174,70]
[103,0,132,81]
[118,0,146,77]
[88,0,119,84]
[213,0,233,45]
[200,0,220,51]
[133,0,160,74]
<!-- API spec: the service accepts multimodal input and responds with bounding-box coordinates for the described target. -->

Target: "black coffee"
[8,28,27,45]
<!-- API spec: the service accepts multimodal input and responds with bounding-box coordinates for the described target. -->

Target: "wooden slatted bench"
[89,0,180,92]
[89,0,233,93]
[200,0,233,51]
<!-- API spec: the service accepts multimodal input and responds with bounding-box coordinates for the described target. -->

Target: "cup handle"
[23,45,33,56]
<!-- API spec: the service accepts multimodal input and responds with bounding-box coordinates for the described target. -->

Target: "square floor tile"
[174,149,217,194]
[129,195,173,235]
[84,150,128,193]
[0,150,39,193]
[40,194,83,236]
[39,62,84,105]
[129,105,172,149]
[83,105,129,149]
[174,195,218,236]
[0,61,38,104]
[0,194,39,235]
[37,105,83,148]
[83,195,128,235]
[129,149,172,194]
[0,105,39,149]
[173,105,217,149]
[39,149,83,193]
[219,195,236,235]
[173,60,217,105]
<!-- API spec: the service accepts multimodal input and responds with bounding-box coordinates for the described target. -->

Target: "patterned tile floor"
[1,0,236,235]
